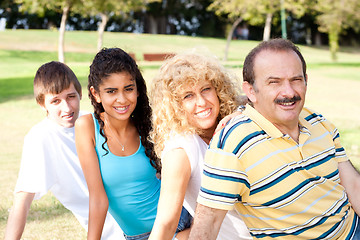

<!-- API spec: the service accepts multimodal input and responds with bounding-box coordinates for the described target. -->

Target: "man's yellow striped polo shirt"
[198,105,358,239]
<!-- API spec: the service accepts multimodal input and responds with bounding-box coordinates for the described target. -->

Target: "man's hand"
[214,107,244,135]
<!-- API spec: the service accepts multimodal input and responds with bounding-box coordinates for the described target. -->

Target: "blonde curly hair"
[149,52,247,158]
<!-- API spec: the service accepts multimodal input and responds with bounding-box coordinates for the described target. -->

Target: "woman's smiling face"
[181,79,220,135]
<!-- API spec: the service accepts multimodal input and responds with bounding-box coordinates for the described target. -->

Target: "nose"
[116,93,126,103]
[196,94,206,106]
[281,80,296,97]
[61,100,71,112]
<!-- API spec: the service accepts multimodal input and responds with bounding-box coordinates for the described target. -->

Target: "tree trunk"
[58,3,70,63]
[263,12,273,41]
[224,17,243,61]
[314,31,322,46]
[329,25,339,61]
[158,16,167,34]
[97,13,108,52]
[148,15,158,34]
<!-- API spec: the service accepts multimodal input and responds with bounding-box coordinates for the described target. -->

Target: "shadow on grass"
[300,44,360,54]
[0,75,89,104]
[0,76,34,103]
[0,49,95,63]
[3,50,57,62]
[0,206,10,225]
[309,62,360,68]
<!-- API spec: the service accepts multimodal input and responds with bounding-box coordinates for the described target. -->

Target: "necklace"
[105,118,125,151]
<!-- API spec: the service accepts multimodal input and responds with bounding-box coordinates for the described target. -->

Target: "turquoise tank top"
[92,114,161,236]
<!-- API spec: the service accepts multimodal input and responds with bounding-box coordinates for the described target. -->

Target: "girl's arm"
[149,148,191,240]
[75,114,109,240]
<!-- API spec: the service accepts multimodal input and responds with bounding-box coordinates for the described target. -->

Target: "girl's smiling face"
[91,72,139,122]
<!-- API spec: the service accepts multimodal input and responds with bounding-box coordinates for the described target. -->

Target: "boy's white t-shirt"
[15,115,124,240]
[162,134,252,240]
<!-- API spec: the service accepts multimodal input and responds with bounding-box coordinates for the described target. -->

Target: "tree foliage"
[208,0,311,60]
[16,0,83,62]
[16,0,82,18]
[209,0,310,36]
[313,0,360,60]
[79,0,160,51]
[143,0,223,37]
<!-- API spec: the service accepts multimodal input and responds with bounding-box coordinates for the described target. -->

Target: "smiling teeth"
[115,106,127,111]
[196,109,211,117]
[63,113,74,118]
[281,102,294,106]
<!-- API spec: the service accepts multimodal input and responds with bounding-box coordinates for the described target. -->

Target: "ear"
[242,81,257,103]
[90,86,101,103]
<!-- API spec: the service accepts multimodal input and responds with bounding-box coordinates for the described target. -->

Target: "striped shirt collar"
[243,104,312,139]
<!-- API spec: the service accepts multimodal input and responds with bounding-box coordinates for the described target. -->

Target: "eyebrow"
[49,96,58,102]
[267,75,304,80]
[179,90,193,98]
[267,76,281,80]
[49,92,76,100]
[124,83,136,88]
[104,87,118,91]
[291,75,305,79]
[103,83,136,90]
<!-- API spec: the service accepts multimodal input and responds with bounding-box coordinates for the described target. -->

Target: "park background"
[1,0,360,239]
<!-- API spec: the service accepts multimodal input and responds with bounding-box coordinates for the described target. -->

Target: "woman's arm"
[149,148,191,240]
[75,114,109,240]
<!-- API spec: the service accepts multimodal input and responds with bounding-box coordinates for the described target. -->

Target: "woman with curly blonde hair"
[149,52,251,240]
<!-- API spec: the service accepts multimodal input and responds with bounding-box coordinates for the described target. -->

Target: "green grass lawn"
[0,30,359,239]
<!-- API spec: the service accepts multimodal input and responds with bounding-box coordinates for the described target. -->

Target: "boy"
[5,61,124,240]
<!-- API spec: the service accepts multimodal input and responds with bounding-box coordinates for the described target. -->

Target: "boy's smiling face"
[42,83,81,128]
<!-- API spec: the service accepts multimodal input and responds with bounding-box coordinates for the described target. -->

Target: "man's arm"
[338,160,360,215]
[188,203,227,240]
[4,191,35,240]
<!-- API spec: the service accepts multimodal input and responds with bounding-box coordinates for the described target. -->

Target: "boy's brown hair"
[34,61,81,106]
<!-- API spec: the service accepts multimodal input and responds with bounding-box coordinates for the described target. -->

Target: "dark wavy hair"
[88,47,160,172]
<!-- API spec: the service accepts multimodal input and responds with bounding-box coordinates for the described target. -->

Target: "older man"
[188,39,360,239]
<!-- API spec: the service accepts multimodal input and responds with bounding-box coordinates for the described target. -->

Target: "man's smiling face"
[243,49,307,131]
